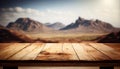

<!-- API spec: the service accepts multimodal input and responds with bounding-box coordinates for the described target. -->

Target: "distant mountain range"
[60,17,119,33]
[7,18,54,32]
[1,17,120,43]
[44,22,65,30]
[6,17,120,33]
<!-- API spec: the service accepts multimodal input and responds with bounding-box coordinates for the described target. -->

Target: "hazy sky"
[0,0,120,27]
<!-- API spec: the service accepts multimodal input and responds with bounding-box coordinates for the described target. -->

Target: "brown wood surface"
[0,43,120,66]
[72,43,94,60]
[36,43,63,60]
[63,43,79,60]
[0,43,120,61]
[21,43,44,60]
[90,43,120,60]
[0,43,30,60]
[80,43,110,60]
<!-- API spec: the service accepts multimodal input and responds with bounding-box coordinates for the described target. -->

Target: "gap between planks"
[0,43,31,60]
[0,43,120,61]
[72,43,111,61]
[89,43,120,60]
[8,43,43,60]
[21,43,45,60]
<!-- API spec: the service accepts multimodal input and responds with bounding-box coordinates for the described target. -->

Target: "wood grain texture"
[36,43,64,61]
[90,43,120,60]
[0,43,30,60]
[0,43,17,51]
[21,43,44,60]
[81,43,110,60]
[63,43,79,60]
[0,43,120,61]
[72,43,94,60]
[0,43,16,50]
[8,43,39,60]
[104,43,120,52]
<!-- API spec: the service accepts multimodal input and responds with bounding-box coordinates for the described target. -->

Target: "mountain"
[0,28,34,43]
[44,22,65,30]
[60,17,118,33]
[98,31,120,43]
[7,18,54,32]
[6,17,120,33]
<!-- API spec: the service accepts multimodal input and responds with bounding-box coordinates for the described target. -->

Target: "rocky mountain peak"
[60,16,117,33]
[78,17,84,21]
[95,19,102,23]
[15,18,29,23]
[15,18,38,25]
[75,17,84,24]
[7,18,53,32]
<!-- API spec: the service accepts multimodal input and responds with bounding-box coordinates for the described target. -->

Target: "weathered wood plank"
[0,43,17,51]
[104,43,120,52]
[72,43,95,60]
[62,43,79,60]
[0,43,16,50]
[90,43,120,60]
[21,43,44,60]
[0,43,30,60]
[81,43,110,60]
[44,43,62,53]
[8,43,38,60]
[36,43,64,61]
[0,43,120,61]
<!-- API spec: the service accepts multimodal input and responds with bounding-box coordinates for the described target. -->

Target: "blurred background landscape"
[0,17,120,43]
[0,0,120,69]
[0,0,120,43]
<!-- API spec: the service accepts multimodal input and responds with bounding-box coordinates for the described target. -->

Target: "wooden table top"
[0,43,120,66]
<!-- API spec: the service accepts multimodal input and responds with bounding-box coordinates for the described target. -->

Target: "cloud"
[0,7,24,12]
[14,7,24,12]
[0,7,77,26]
[0,7,40,26]
[0,7,46,26]
[0,7,44,15]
